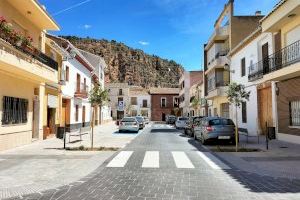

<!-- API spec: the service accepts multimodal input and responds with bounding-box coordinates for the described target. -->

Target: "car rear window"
[209,119,234,126]
[122,117,136,122]
[193,118,202,125]
[179,117,188,120]
[136,117,144,122]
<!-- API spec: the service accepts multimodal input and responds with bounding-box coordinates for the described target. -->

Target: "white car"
[175,117,189,129]
[119,117,139,133]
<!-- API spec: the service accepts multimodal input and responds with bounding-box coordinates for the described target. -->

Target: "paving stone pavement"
[4,124,300,200]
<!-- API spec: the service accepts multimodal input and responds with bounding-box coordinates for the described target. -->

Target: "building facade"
[150,88,179,121]
[129,87,151,118]
[0,0,60,151]
[106,83,130,120]
[203,0,263,118]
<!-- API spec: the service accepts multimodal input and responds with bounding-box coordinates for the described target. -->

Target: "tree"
[226,82,250,152]
[89,84,109,149]
[191,97,200,116]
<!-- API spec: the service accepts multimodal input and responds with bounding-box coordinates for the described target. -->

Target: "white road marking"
[142,151,159,168]
[197,152,231,170]
[106,151,133,168]
[172,151,195,168]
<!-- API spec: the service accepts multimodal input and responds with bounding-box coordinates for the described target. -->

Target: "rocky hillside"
[62,36,183,88]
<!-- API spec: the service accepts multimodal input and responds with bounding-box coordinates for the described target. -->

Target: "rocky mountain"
[62,36,183,88]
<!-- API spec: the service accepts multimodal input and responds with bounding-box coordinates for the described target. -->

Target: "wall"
[130,95,151,118]
[151,94,178,121]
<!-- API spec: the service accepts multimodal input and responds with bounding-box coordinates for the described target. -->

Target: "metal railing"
[249,40,300,81]
[75,83,89,97]
[207,79,229,92]
[0,35,58,71]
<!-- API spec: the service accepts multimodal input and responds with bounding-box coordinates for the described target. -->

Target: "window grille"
[290,101,300,126]
[2,96,28,125]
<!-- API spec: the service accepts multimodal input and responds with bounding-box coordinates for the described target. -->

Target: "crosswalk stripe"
[142,151,159,168]
[172,151,195,169]
[197,152,231,170]
[106,151,133,168]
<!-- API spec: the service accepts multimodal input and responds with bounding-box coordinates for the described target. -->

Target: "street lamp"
[224,63,235,73]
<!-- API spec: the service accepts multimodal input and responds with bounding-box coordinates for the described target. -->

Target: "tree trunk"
[91,106,95,149]
[99,105,102,125]
[235,105,239,152]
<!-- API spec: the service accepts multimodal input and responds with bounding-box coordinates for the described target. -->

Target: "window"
[290,101,300,126]
[241,57,246,77]
[119,89,123,95]
[242,102,247,123]
[118,97,123,102]
[161,98,166,107]
[142,99,147,107]
[2,96,28,125]
[131,97,137,105]
[131,110,137,116]
[65,66,69,81]
[75,105,79,122]
[173,97,179,107]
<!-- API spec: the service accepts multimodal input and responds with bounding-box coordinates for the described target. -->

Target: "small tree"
[226,82,250,152]
[89,84,109,149]
[191,97,200,116]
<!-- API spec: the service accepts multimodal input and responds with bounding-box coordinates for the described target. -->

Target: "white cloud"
[83,24,92,29]
[138,41,150,46]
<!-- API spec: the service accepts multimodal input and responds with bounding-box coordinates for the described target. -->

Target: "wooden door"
[82,106,86,126]
[76,74,80,92]
[258,87,273,135]
[262,43,269,73]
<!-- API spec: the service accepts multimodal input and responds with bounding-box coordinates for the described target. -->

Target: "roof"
[149,87,180,95]
[260,0,287,23]
[129,87,149,96]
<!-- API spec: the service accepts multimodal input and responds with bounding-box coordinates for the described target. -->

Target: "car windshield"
[178,117,188,121]
[136,117,144,122]
[209,119,234,126]
[122,117,136,122]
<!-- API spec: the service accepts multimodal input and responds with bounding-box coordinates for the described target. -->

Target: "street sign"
[117,101,124,111]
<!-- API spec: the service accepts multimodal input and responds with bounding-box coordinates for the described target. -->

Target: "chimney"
[255,11,262,16]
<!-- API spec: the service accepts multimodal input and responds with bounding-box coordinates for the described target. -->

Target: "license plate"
[218,136,230,139]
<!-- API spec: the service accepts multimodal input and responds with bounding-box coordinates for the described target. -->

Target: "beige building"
[106,83,130,120]
[203,0,263,118]
[129,87,151,118]
[0,0,59,150]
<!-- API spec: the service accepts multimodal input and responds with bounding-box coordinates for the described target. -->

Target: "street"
[8,123,300,200]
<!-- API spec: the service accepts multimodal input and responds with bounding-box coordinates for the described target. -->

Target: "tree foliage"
[89,84,109,107]
[226,82,250,107]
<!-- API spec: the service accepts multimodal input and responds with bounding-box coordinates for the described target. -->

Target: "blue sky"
[40,0,277,71]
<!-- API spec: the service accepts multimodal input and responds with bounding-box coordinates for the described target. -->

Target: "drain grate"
[279,146,288,149]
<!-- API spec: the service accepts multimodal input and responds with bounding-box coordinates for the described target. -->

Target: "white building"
[79,49,112,124]
[229,29,275,136]
[129,87,151,118]
[48,34,94,132]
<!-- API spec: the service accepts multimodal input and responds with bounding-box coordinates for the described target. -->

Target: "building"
[47,35,94,132]
[203,0,263,118]
[129,87,151,118]
[150,88,180,121]
[179,71,203,117]
[78,49,112,125]
[0,0,59,151]
[189,79,204,117]
[106,83,130,120]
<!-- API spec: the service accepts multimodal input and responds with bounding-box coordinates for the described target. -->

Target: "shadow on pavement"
[150,128,179,133]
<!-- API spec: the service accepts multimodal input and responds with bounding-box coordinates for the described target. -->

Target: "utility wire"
[52,0,92,16]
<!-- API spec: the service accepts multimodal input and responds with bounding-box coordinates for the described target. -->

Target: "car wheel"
[201,134,207,145]
[194,133,197,140]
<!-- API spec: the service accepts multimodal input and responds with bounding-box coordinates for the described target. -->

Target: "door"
[258,87,273,135]
[32,97,40,139]
[274,31,282,69]
[262,43,269,73]
[76,74,80,92]
[82,106,86,127]
[162,113,166,121]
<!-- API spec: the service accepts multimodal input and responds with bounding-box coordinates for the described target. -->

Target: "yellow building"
[0,0,59,151]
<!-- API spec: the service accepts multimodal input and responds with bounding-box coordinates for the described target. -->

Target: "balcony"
[206,80,229,99]
[74,83,89,98]
[206,25,229,48]
[249,40,300,82]
[206,50,229,73]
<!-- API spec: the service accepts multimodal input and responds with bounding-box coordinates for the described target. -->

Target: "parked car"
[135,116,145,129]
[194,117,236,144]
[175,117,189,129]
[119,117,139,133]
[144,116,150,124]
[184,116,204,137]
[166,115,177,124]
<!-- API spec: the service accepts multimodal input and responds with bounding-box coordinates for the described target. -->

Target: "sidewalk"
[211,135,300,180]
[0,121,140,199]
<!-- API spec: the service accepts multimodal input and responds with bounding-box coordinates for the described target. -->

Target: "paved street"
[5,123,300,200]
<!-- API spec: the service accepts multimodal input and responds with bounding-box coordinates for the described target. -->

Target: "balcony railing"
[208,49,229,68]
[74,83,89,98]
[0,33,58,71]
[207,80,229,92]
[207,25,229,46]
[249,40,300,81]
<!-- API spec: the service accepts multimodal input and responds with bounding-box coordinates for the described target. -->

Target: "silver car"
[119,117,139,133]
[194,117,236,144]
[135,116,145,129]
[175,117,189,129]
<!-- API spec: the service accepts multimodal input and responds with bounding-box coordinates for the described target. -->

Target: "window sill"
[289,126,300,129]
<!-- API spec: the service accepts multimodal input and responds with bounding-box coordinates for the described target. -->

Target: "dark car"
[184,116,204,137]
[194,117,236,144]
[166,115,176,124]
[135,116,145,129]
